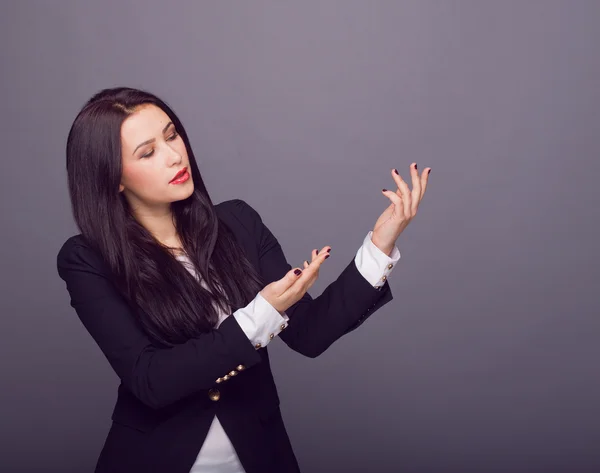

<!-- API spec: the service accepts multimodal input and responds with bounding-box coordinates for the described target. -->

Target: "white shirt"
[176,230,400,472]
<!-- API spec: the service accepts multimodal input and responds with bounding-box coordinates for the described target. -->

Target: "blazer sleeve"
[56,240,263,409]
[236,199,395,358]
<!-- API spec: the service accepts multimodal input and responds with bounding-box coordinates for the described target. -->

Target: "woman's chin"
[170,183,194,201]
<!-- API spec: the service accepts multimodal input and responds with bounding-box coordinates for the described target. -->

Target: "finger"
[307,248,322,266]
[307,246,330,270]
[390,169,411,218]
[391,168,412,218]
[419,167,431,202]
[409,163,421,217]
[274,266,305,292]
[311,248,319,262]
[302,256,325,290]
[382,188,403,215]
[304,260,309,269]
[293,246,330,286]
[397,169,412,218]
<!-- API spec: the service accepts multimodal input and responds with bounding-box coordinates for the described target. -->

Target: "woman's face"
[119,104,194,210]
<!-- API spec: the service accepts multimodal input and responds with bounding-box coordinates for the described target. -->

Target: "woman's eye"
[140,133,177,158]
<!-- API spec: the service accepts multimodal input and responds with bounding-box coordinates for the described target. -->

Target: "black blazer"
[56,198,394,473]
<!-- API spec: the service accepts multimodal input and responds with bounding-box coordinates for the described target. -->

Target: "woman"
[56,87,430,473]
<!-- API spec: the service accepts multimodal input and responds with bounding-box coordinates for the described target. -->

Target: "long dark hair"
[66,87,265,347]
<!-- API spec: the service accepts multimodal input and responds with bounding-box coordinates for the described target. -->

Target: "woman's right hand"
[260,245,331,313]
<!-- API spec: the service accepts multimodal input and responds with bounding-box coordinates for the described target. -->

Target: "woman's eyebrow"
[132,121,174,155]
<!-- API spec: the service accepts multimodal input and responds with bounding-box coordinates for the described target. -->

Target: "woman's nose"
[168,152,183,166]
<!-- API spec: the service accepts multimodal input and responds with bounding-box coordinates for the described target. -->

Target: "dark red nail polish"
[428,169,431,174]
[382,188,387,192]
[316,249,319,255]
[414,164,417,170]
[294,269,302,275]
[325,255,330,259]
[326,248,331,253]
[394,169,399,175]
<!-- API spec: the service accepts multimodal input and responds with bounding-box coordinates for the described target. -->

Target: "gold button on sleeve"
[229,370,237,377]
[269,333,274,340]
[255,342,262,348]
[237,364,245,371]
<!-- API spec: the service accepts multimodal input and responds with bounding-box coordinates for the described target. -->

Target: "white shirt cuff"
[354,230,401,288]
[233,292,290,349]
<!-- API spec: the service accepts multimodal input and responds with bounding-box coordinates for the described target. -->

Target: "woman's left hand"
[371,163,431,256]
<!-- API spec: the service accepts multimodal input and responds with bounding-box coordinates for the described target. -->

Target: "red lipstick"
[170,167,189,184]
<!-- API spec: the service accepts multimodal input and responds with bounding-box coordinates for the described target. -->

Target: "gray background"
[1,1,599,472]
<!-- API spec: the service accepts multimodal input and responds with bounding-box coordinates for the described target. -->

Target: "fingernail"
[326,248,331,253]
[394,169,399,175]
[294,269,302,275]
[316,249,319,255]
[382,188,387,192]
[428,169,431,174]
[304,260,308,265]
[325,255,330,259]
[414,163,417,170]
